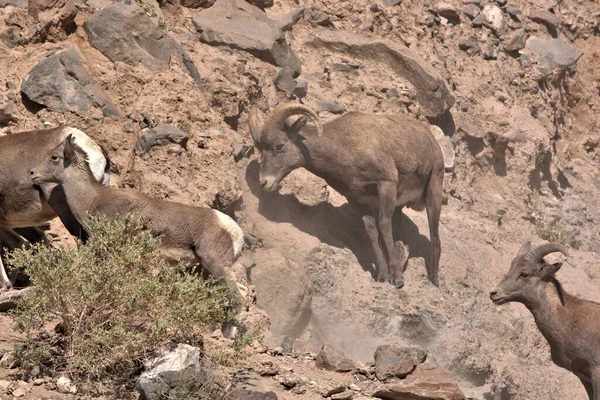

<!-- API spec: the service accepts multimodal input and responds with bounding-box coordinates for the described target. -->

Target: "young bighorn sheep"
[490,241,600,399]
[0,127,110,289]
[30,135,245,292]
[249,102,445,288]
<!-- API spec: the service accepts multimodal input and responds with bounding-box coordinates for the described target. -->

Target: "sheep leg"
[0,256,11,291]
[579,378,593,400]
[13,227,50,246]
[378,182,405,288]
[591,368,600,400]
[360,213,389,283]
[425,173,443,287]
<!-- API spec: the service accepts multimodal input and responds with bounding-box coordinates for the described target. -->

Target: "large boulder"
[21,47,121,118]
[192,0,301,75]
[84,3,203,90]
[249,248,313,339]
[136,344,211,400]
[308,30,455,118]
[373,364,466,400]
[525,37,584,67]
[374,345,427,381]
[315,345,357,372]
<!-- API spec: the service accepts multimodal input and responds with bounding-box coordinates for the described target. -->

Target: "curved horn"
[264,102,323,137]
[525,242,569,262]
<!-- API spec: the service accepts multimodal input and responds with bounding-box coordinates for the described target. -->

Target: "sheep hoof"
[394,279,405,289]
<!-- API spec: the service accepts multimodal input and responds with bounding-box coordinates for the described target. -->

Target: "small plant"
[9,216,240,390]
[134,0,168,31]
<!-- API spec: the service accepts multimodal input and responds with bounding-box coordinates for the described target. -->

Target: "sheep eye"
[276,144,284,152]
[51,155,58,161]
[520,272,530,278]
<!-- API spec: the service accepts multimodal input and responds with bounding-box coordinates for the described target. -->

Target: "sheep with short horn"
[491,241,600,399]
[0,127,110,290]
[248,102,445,288]
[30,134,245,295]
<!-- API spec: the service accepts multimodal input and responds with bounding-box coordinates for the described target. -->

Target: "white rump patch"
[60,128,110,185]
[215,210,244,260]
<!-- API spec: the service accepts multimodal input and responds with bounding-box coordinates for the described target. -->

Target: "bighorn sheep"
[248,102,444,288]
[0,127,110,290]
[490,241,600,399]
[30,135,245,293]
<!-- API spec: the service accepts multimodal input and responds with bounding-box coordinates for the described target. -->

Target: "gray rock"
[84,3,203,90]
[308,30,455,118]
[331,391,354,400]
[481,4,506,37]
[193,0,301,75]
[134,124,189,155]
[136,344,211,400]
[275,68,296,96]
[526,37,584,67]
[21,47,121,118]
[382,0,401,6]
[0,103,19,124]
[458,37,478,51]
[461,4,479,19]
[28,0,78,41]
[373,364,465,400]
[505,5,522,19]
[274,7,305,31]
[436,2,460,21]
[316,100,345,115]
[529,10,561,30]
[495,0,506,5]
[0,27,21,48]
[315,345,356,372]
[245,0,273,9]
[0,0,27,7]
[455,113,486,139]
[483,45,497,60]
[520,53,532,68]
[294,79,308,99]
[179,0,215,8]
[503,29,526,52]
[225,389,278,400]
[471,13,484,27]
[306,8,330,26]
[374,345,427,381]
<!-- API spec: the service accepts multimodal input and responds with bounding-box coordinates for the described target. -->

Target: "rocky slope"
[0,0,599,398]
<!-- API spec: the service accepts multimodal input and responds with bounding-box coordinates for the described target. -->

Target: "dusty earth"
[0,0,600,398]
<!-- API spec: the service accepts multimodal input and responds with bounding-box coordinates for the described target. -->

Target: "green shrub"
[9,216,240,389]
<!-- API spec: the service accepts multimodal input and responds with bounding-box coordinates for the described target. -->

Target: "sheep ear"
[540,262,563,280]
[285,116,308,141]
[63,135,76,163]
[248,107,265,144]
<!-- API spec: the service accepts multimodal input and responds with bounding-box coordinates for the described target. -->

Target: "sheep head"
[248,102,322,192]
[490,241,569,306]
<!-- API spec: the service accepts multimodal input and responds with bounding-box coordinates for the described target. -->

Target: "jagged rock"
[136,344,211,400]
[250,249,313,338]
[316,100,345,115]
[382,0,401,6]
[455,113,486,139]
[374,345,427,381]
[0,0,26,6]
[373,364,466,400]
[520,53,532,68]
[505,5,522,19]
[275,68,296,97]
[21,47,121,118]
[431,125,454,172]
[526,37,584,67]
[529,10,561,30]
[84,3,203,90]
[179,0,215,8]
[458,37,478,51]
[28,0,77,40]
[294,79,308,99]
[193,0,301,75]
[481,4,505,37]
[225,389,278,399]
[134,125,189,155]
[471,13,484,27]
[0,26,21,48]
[316,345,357,372]
[274,7,305,31]
[0,103,18,124]
[306,8,330,26]
[461,4,479,19]
[503,29,526,52]
[308,30,455,118]
[435,2,460,21]
[245,0,272,9]
[332,391,354,400]
[483,45,497,60]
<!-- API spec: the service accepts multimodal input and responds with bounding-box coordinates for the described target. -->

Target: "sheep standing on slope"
[249,102,445,288]
[491,241,600,400]
[30,134,244,294]
[0,127,111,290]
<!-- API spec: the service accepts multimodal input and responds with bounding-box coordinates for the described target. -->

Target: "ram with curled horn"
[491,241,600,399]
[248,102,445,288]
[0,127,111,290]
